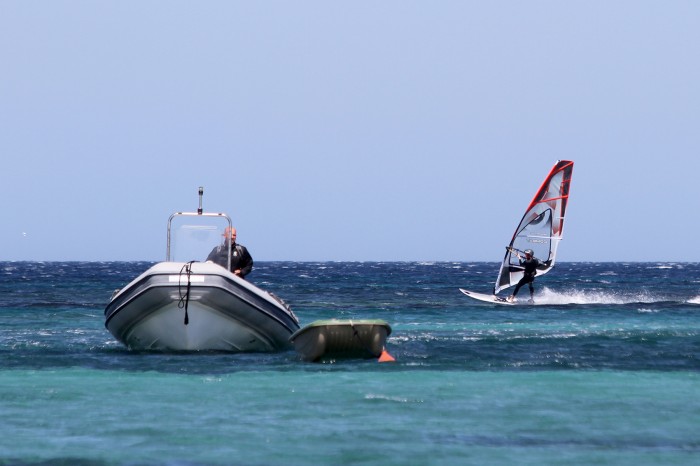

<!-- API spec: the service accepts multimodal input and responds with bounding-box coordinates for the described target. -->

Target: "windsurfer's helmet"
[524,249,534,257]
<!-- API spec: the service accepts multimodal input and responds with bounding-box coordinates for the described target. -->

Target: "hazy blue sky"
[1,1,698,262]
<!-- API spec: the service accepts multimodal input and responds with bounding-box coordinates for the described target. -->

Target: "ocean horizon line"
[1,259,698,264]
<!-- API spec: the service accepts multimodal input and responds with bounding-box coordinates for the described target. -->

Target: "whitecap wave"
[531,287,659,305]
[688,296,700,305]
[365,393,421,403]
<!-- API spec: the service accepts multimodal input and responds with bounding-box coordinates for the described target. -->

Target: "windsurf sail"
[494,160,574,294]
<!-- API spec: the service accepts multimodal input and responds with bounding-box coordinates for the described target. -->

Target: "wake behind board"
[459,288,515,306]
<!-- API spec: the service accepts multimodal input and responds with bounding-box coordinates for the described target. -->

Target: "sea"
[1,261,699,466]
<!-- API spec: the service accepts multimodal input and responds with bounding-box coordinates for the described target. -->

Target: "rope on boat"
[349,320,378,358]
[177,261,197,325]
[350,319,395,362]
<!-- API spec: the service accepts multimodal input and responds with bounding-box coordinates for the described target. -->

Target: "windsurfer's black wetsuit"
[206,241,254,278]
[511,257,541,299]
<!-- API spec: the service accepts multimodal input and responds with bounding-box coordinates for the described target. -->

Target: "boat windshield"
[167,213,232,263]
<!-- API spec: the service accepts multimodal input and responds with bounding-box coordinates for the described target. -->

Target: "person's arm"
[206,246,226,268]
[507,246,524,264]
[237,247,254,277]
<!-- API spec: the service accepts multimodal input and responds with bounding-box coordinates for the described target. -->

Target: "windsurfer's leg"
[511,283,522,297]
[509,279,525,301]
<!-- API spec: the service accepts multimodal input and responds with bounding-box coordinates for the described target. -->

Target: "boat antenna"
[197,186,204,215]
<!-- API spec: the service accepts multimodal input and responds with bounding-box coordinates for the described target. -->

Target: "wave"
[688,296,700,305]
[532,287,662,305]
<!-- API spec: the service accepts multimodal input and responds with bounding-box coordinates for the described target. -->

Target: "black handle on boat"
[198,186,204,215]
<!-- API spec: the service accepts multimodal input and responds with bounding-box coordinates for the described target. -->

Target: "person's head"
[223,226,237,243]
[524,249,533,259]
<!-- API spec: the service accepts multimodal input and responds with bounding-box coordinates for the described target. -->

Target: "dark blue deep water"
[1,261,699,465]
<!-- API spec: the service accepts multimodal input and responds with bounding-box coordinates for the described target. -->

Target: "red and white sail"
[494,160,574,294]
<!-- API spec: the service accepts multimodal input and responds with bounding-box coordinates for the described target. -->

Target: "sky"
[1,1,699,262]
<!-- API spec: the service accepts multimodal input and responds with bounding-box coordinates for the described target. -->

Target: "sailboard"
[459,288,515,305]
[461,160,574,303]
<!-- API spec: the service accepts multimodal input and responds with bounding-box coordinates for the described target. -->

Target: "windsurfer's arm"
[507,246,522,259]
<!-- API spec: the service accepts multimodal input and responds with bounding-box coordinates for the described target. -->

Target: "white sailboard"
[459,288,515,305]
[461,160,574,304]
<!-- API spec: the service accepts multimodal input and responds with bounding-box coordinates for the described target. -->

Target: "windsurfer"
[507,249,540,303]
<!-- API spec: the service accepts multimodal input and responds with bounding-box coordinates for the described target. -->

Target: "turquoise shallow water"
[1,262,699,465]
[2,370,699,465]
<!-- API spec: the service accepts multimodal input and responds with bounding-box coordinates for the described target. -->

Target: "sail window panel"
[511,209,553,264]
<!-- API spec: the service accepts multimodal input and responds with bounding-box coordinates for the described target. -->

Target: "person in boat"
[507,249,540,303]
[206,226,254,278]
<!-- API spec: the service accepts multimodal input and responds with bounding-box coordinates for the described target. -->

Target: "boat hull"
[105,262,299,351]
[289,319,391,362]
